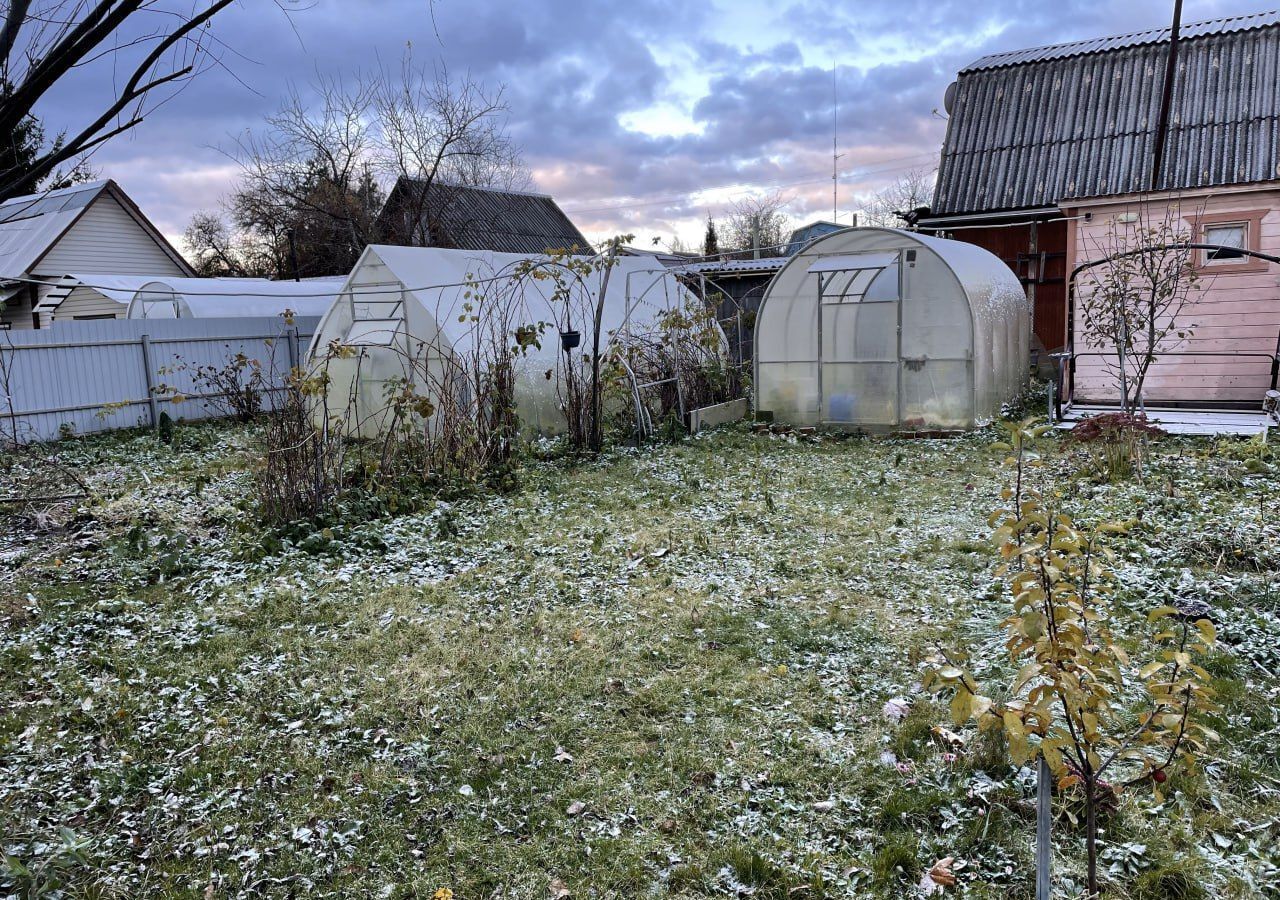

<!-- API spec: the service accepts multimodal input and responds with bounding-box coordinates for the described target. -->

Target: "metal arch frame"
[1058,243,1280,417]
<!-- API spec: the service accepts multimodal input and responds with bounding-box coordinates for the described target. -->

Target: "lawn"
[2,421,1280,898]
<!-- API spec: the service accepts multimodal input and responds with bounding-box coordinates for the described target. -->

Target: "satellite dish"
[943,81,958,116]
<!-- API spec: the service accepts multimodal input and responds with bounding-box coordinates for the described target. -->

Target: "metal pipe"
[1036,757,1052,900]
[1151,0,1184,192]
[140,334,158,429]
[1065,242,1280,403]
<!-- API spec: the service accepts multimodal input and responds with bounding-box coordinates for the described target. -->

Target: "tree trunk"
[588,242,618,452]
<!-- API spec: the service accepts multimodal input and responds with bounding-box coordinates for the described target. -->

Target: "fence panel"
[0,316,318,443]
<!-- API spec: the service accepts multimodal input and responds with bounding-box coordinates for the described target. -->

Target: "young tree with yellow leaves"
[927,419,1218,897]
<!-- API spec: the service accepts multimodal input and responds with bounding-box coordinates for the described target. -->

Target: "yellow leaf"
[1194,619,1216,645]
[1003,709,1026,741]
[1013,662,1042,694]
[1139,661,1165,679]
[1147,605,1178,623]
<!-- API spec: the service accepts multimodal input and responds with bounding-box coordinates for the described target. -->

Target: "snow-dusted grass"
[2,422,1279,898]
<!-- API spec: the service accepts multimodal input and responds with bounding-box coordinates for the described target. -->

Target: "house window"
[1188,209,1268,274]
[1203,222,1247,262]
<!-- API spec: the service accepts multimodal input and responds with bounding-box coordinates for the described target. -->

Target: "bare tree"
[723,191,792,257]
[217,75,383,278]
[0,0,251,199]
[856,167,936,228]
[183,211,271,277]
[190,53,527,276]
[374,58,529,247]
[1077,210,1202,413]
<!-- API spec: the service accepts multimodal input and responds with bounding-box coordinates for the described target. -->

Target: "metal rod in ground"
[1037,755,1052,899]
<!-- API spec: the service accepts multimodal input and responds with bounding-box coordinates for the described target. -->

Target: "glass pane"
[822,362,897,425]
[346,320,403,346]
[758,361,821,423]
[353,298,404,320]
[819,265,895,303]
[1205,224,1246,260]
[901,292,970,358]
[823,302,897,362]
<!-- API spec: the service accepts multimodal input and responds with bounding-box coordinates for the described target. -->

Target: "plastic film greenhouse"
[307,244,721,438]
[754,227,1029,431]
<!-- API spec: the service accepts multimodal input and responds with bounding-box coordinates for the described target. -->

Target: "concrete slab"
[690,398,748,433]
[1056,404,1273,437]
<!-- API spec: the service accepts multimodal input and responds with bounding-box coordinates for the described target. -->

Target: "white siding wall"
[53,286,127,321]
[32,194,187,279]
[1,285,37,330]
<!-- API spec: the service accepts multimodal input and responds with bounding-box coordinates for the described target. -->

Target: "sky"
[32,0,1251,251]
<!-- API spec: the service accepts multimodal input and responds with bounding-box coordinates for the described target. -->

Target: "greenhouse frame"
[754,227,1029,431]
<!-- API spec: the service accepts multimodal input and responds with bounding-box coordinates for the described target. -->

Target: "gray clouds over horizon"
[32,0,1250,245]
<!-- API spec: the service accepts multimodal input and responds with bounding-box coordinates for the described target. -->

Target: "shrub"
[156,350,267,423]
[1069,412,1165,481]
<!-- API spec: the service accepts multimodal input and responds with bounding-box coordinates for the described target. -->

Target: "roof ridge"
[398,177,555,200]
[0,178,109,209]
[962,8,1280,72]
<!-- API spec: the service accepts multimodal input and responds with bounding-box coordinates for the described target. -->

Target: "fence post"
[1036,756,1052,899]
[139,333,158,430]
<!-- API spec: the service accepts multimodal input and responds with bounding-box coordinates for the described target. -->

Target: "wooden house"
[0,180,193,329]
[923,10,1280,408]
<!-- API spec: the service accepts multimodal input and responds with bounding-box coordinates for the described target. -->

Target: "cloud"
[26,0,1251,248]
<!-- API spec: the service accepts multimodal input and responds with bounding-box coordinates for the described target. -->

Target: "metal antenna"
[832,65,842,221]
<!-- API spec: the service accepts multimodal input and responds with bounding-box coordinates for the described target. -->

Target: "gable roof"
[380,178,592,256]
[0,180,192,279]
[786,220,845,255]
[932,9,1280,217]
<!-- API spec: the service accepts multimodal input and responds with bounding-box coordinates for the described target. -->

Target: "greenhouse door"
[816,252,901,427]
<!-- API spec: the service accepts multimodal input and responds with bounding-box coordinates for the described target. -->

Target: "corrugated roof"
[933,11,1280,216]
[380,179,592,256]
[685,257,788,275]
[0,181,109,277]
[963,9,1280,71]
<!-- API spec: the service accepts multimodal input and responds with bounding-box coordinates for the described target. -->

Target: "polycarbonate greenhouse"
[754,227,1029,430]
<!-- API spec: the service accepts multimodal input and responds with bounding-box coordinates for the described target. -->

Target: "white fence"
[0,317,319,443]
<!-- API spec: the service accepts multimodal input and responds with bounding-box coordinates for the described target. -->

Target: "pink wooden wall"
[1067,187,1280,406]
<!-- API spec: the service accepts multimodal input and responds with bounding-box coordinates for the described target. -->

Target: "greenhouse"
[306,244,718,437]
[125,277,344,319]
[754,227,1028,431]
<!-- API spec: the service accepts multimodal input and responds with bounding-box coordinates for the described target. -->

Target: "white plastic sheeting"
[306,244,711,437]
[754,227,1029,430]
[126,277,344,319]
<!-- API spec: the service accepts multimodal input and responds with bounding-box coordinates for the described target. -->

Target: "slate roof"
[684,257,788,276]
[380,179,591,256]
[932,10,1280,216]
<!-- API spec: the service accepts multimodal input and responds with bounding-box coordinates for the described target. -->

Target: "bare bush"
[1078,210,1201,413]
[156,352,268,423]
